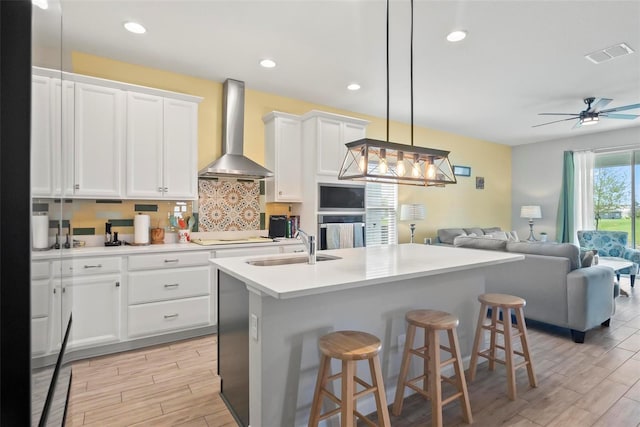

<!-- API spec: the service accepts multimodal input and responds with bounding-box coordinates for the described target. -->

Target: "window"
[365,183,397,246]
[593,150,638,246]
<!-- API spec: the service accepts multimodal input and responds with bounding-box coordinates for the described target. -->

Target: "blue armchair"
[577,230,640,287]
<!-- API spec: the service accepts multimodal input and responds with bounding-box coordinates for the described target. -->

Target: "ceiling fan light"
[581,116,599,126]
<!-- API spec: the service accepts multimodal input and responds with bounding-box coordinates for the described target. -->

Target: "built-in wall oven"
[318,214,366,250]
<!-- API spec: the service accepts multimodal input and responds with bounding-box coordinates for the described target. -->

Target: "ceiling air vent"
[585,43,635,64]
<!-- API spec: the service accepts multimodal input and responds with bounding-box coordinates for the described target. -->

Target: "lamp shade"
[520,205,542,219]
[400,204,426,221]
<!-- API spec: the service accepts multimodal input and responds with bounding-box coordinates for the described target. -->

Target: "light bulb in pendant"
[412,153,421,177]
[357,147,367,172]
[396,152,405,176]
[427,163,436,179]
[379,148,388,174]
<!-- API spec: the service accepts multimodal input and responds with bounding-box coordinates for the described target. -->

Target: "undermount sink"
[246,254,341,266]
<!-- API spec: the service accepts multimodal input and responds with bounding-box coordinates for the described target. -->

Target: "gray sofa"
[436,227,504,245]
[453,236,615,343]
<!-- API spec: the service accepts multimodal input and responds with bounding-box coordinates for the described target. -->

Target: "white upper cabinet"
[302,111,368,179]
[263,112,303,202]
[126,95,198,200]
[126,92,164,198]
[74,82,125,198]
[32,67,201,200]
[31,74,75,198]
[162,98,198,199]
[31,75,55,197]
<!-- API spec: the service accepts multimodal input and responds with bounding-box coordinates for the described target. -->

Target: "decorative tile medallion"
[198,179,261,231]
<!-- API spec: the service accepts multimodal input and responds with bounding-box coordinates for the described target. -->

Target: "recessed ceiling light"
[32,0,48,10]
[124,21,146,34]
[260,59,277,68]
[347,83,361,91]
[446,30,467,42]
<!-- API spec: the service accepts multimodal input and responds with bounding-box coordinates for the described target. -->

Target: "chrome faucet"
[295,229,316,265]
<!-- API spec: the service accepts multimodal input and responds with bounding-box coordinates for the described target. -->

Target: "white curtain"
[573,150,595,242]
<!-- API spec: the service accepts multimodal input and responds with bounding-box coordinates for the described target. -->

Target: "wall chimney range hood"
[198,79,273,180]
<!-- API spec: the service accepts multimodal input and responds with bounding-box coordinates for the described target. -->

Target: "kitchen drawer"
[32,261,50,279]
[128,266,209,304]
[128,251,210,271]
[128,296,210,337]
[214,246,280,258]
[52,256,121,277]
[32,317,49,355]
[32,279,50,318]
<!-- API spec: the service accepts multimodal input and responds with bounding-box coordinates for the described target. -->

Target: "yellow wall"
[72,52,512,242]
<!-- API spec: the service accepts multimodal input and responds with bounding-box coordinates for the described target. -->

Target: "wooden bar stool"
[392,310,472,427]
[469,293,537,400]
[308,330,391,427]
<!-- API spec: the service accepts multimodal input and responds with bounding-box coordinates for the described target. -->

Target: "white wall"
[512,126,640,241]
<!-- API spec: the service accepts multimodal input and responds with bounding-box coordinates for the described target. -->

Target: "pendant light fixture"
[338,0,457,187]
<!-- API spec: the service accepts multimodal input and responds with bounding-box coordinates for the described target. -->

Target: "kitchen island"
[211,243,523,427]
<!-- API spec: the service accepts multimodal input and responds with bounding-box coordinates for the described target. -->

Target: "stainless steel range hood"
[198,79,274,180]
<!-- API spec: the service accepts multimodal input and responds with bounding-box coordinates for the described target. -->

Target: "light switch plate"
[250,313,259,341]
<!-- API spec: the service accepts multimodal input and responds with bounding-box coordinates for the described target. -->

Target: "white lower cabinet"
[128,296,210,337]
[32,243,303,361]
[128,267,209,304]
[62,274,121,349]
[127,251,211,339]
[32,262,52,356]
[31,317,50,356]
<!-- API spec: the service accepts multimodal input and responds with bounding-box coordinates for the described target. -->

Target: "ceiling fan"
[533,97,640,129]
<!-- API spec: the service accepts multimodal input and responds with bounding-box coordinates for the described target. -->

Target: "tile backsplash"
[32,179,269,242]
[33,199,194,238]
[198,179,263,231]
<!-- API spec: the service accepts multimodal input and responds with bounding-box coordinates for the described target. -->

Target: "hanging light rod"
[338,0,456,187]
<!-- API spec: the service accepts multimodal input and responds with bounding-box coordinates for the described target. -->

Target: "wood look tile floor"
[67,279,640,427]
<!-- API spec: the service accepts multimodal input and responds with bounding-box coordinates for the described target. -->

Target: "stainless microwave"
[318,183,365,211]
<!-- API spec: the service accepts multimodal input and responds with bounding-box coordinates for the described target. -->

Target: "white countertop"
[32,238,302,260]
[211,243,524,299]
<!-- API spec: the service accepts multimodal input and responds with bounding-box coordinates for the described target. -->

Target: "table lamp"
[400,204,426,243]
[520,205,542,241]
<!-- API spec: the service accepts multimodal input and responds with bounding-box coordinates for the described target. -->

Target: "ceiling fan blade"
[602,113,639,120]
[532,117,579,128]
[589,98,613,112]
[538,113,580,116]
[572,120,583,129]
[600,103,640,113]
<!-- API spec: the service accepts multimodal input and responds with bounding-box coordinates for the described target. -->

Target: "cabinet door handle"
[164,259,179,263]
[84,264,102,269]
[164,283,179,288]
[115,281,120,287]
[53,288,56,294]
[164,187,168,192]
[279,191,283,195]
[74,184,79,190]
[62,287,66,293]
[158,187,163,192]
[164,313,179,319]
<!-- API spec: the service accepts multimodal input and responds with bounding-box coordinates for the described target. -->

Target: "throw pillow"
[508,231,520,242]
[580,250,595,268]
[486,231,509,241]
[453,235,508,251]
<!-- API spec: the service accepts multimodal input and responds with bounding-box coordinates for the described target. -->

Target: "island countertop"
[210,243,524,299]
